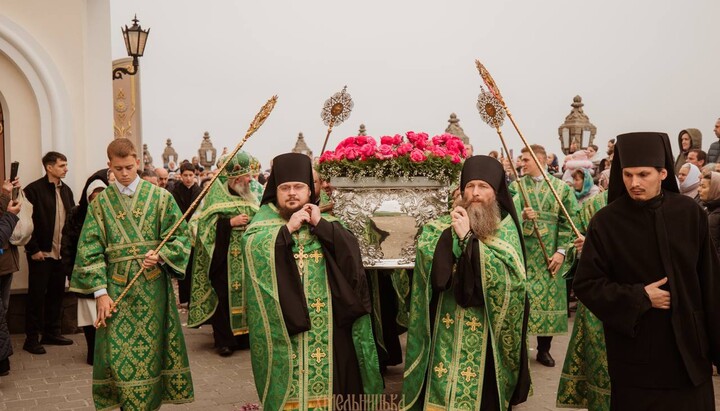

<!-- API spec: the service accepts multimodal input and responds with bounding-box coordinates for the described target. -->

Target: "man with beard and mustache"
[511,144,579,368]
[403,155,530,411]
[187,151,259,356]
[242,153,382,410]
[574,132,720,410]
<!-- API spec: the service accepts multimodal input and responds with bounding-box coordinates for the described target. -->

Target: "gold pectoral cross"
[294,244,309,272]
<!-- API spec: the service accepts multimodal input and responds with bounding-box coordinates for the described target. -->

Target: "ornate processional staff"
[475,60,582,239]
[319,86,354,155]
[96,95,279,327]
[477,89,553,273]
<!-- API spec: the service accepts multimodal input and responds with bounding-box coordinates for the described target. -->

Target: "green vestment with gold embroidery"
[187,179,259,332]
[242,204,383,411]
[510,175,579,335]
[402,214,529,411]
[250,179,264,203]
[557,191,610,411]
[69,180,194,411]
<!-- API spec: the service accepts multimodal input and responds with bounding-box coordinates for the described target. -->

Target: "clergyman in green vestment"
[188,151,259,356]
[510,144,579,368]
[69,138,194,411]
[556,191,610,411]
[403,155,531,411]
[243,153,383,410]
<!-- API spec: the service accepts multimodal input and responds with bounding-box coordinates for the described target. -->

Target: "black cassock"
[574,191,720,410]
[274,218,373,396]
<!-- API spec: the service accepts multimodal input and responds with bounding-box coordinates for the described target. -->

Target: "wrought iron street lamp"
[112,15,150,80]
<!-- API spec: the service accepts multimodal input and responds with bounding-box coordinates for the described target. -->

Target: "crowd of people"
[0,119,718,410]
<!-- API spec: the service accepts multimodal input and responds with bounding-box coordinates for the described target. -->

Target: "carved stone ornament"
[331,177,449,268]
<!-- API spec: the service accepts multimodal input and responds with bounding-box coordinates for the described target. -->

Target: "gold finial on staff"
[477,88,553,274]
[474,60,581,238]
[320,86,354,155]
[96,95,279,328]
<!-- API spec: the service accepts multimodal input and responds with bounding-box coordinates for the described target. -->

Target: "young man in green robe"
[403,155,531,411]
[69,138,194,410]
[511,144,579,367]
[242,153,383,410]
[556,191,610,411]
[188,151,259,356]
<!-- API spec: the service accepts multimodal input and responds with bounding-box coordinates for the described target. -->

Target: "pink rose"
[355,136,368,145]
[376,144,396,159]
[319,151,335,163]
[345,147,360,160]
[335,146,347,159]
[338,137,356,148]
[380,135,401,146]
[359,143,376,159]
[410,149,427,163]
[445,137,464,155]
[396,143,414,156]
[451,154,462,164]
[430,145,447,157]
[432,133,450,146]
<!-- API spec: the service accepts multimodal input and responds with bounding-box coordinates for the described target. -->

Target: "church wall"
[0,0,114,292]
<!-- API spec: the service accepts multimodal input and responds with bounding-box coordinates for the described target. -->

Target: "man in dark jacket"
[23,152,75,354]
[171,162,201,305]
[574,132,719,410]
[706,118,720,164]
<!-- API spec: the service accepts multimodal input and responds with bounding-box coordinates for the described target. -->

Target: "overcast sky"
[110,0,720,169]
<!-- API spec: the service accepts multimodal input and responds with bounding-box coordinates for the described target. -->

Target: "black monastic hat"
[261,153,317,206]
[608,132,679,203]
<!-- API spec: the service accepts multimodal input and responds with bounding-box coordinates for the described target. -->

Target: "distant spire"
[445,113,469,145]
[358,124,367,136]
[291,132,313,158]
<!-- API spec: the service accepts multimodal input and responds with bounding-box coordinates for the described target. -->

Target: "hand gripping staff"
[475,61,581,277]
[95,95,278,328]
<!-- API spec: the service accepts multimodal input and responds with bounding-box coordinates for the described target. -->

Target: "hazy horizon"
[109,0,720,170]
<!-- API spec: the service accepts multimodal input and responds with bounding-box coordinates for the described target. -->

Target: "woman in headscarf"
[571,168,600,204]
[699,171,720,256]
[61,169,109,365]
[674,128,702,173]
[677,163,701,201]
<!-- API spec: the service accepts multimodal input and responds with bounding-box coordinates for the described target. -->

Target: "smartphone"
[9,161,19,200]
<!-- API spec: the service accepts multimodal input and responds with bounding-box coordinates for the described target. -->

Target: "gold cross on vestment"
[434,362,449,378]
[461,366,477,382]
[465,316,482,332]
[311,348,326,364]
[294,245,309,271]
[231,281,241,291]
[230,248,241,258]
[310,298,326,313]
[128,245,140,255]
[132,208,143,218]
[441,313,455,329]
[117,211,126,220]
[308,249,323,263]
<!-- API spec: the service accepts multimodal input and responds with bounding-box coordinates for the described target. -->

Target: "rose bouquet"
[317,131,467,184]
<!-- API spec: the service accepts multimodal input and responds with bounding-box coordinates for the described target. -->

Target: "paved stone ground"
[1,315,718,410]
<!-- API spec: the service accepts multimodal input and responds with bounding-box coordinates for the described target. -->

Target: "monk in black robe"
[171,162,202,304]
[574,132,720,410]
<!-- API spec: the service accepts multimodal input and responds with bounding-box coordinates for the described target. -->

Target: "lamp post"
[198,131,217,169]
[112,15,150,80]
[557,95,597,155]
